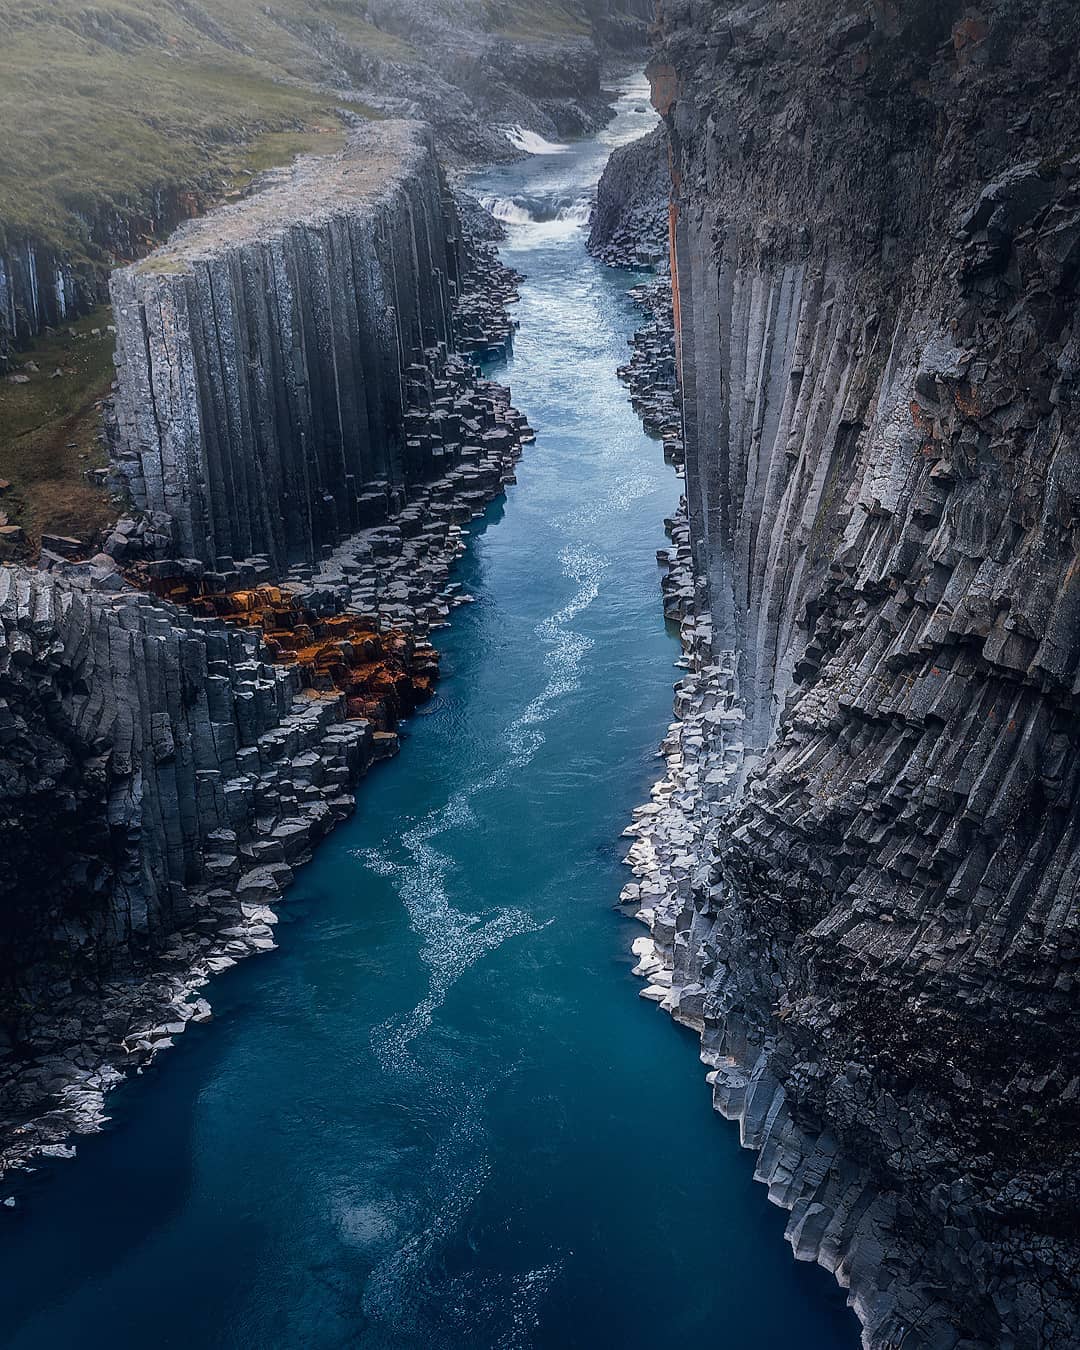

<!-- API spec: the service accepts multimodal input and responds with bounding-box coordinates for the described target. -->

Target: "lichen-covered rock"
[633,1,1080,1344]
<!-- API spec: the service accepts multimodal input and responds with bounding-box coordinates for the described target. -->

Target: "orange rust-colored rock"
[129,572,437,731]
[648,63,678,116]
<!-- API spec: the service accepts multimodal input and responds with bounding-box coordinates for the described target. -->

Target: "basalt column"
[643,2,1080,1345]
[110,122,463,572]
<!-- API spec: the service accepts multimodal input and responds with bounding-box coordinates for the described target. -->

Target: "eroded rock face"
[0,187,207,373]
[586,0,655,51]
[636,1,1080,1344]
[588,122,670,270]
[110,123,461,571]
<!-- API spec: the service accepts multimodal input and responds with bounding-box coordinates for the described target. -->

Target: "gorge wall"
[588,121,669,269]
[109,122,459,571]
[0,120,529,1178]
[630,2,1080,1346]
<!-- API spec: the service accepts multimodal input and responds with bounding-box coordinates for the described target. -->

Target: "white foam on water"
[362,1143,492,1341]
[495,1261,566,1350]
[363,1137,565,1348]
[480,192,593,246]
[599,74,660,149]
[485,196,536,226]
[354,543,603,1339]
[365,821,543,1077]
[359,1050,566,1345]
[503,124,570,155]
[333,1197,397,1250]
[504,544,603,762]
[564,468,656,531]
[558,198,592,225]
[360,542,605,1074]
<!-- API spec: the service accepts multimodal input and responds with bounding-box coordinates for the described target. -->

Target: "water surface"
[1,77,858,1350]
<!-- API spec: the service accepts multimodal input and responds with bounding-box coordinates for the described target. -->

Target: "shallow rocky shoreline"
[617,280,682,467]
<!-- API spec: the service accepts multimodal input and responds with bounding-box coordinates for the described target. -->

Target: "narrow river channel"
[1,77,858,1350]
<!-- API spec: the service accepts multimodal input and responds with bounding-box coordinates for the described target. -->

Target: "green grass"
[491,2,590,37]
[0,0,593,261]
[0,307,118,544]
[0,0,408,260]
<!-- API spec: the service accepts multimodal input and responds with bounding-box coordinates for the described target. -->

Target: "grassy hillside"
[0,0,592,259]
[0,0,402,259]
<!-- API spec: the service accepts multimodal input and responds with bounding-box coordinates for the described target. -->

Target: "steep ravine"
[616,3,1080,1347]
[2,82,861,1349]
[4,4,1078,1341]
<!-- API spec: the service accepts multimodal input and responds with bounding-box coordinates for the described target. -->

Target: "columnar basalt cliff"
[110,122,461,571]
[625,2,1080,1346]
[588,122,669,270]
[0,121,530,1178]
[0,0,621,371]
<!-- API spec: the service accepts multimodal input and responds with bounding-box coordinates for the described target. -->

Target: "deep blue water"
[0,78,859,1350]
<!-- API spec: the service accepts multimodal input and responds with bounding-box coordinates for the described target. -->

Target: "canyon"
[2,2,1080,1348]
[0,116,531,1180]
[618,2,1080,1346]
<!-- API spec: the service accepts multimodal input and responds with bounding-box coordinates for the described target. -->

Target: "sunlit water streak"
[0,73,859,1350]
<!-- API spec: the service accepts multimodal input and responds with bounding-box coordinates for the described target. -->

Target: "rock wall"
[0,122,530,1180]
[109,123,460,572]
[0,561,365,1012]
[585,0,655,50]
[635,2,1080,1345]
[0,188,205,373]
[588,122,670,269]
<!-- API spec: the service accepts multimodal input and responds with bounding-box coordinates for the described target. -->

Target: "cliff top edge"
[118,120,434,283]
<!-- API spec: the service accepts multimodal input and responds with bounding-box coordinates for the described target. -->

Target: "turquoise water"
[0,80,858,1350]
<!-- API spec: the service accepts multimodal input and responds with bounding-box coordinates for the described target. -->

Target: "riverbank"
[1,77,857,1350]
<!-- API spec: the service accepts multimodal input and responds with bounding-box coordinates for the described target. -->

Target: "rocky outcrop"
[110,123,463,571]
[362,0,614,146]
[617,280,682,466]
[588,123,670,269]
[625,2,1080,1345]
[0,120,531,1180]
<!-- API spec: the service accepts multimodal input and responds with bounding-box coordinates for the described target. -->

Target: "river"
[0,77,858,1350]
